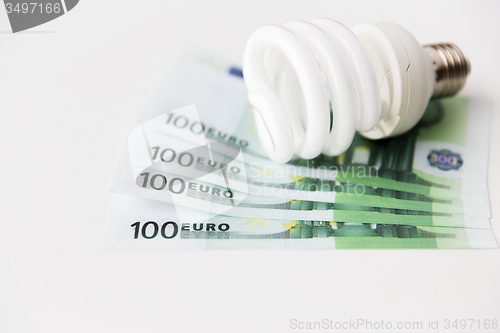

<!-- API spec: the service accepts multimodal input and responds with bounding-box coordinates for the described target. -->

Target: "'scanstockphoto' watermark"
[290,318,499,330]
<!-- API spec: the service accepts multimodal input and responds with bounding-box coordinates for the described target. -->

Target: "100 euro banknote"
[104,194,497,250]
[111,159,491,229]
[118,104,490,219]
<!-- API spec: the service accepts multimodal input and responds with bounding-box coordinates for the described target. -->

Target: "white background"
[1,1,499,332]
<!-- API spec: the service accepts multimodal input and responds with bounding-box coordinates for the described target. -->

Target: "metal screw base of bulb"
[424,43,471,98]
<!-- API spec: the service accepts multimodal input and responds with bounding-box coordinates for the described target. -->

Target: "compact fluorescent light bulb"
[242,19,471,163]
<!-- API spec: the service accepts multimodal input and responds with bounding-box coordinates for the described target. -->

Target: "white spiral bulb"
[242,19,470,163]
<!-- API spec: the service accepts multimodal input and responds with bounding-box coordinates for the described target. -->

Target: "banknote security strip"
[104,46,497,250]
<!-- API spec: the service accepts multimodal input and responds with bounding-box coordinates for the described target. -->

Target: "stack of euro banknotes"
[104,47,497,250]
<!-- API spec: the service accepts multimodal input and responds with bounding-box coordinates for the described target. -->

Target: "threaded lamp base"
[424,43,471,98]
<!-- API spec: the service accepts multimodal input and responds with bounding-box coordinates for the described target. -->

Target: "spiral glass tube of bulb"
[242,19,470,163]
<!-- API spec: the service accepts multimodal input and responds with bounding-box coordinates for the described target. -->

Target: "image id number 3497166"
[5,2,61,14]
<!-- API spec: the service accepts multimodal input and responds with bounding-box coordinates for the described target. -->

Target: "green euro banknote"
[103,194,498,250]
[111,160,491,229]
[119,106,490,218]
[134,46,490,207]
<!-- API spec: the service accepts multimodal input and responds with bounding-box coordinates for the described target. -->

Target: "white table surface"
[1,1,499,332]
